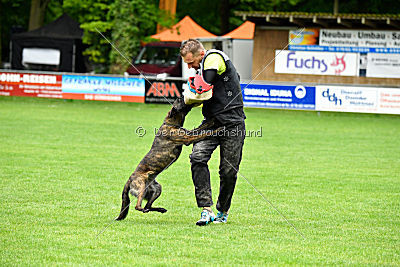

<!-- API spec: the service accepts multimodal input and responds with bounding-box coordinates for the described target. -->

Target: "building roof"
[234,11,400,29]
[222,21,255,39]
[150,15,216,42]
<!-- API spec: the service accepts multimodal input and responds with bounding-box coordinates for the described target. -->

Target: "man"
[180,39,246,226]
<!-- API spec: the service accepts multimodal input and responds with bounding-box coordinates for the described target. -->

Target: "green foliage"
[176,0,276,35]
[176,0,221,34]
[44,0,64,25]
[63,0,113,70]
[0,0,30,62]
[109,0,161,73]
[61,0,174,73]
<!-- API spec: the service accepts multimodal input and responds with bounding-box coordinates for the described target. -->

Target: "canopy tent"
[11,13,86,72]
[150,15,217,42]
[222,21,255,39]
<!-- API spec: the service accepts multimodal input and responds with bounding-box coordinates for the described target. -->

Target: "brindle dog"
[116,97,217,220]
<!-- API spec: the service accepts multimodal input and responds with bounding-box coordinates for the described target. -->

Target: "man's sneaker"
[196,209,215,226]
[213,211,228,224]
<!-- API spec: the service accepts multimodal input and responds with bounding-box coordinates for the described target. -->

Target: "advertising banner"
[319,29,400,48]
[62,75,145,102]
[289,45,400,54]
[0,72,62,98]
[289,28,319,45]
[275,50,359,76]
[366,53,400,78]
[145,78,183,104]
[316,85,378,113]
[242,83,315,110]
[378,88,400,114]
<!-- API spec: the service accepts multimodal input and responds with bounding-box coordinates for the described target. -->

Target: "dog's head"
[166,97,193,125]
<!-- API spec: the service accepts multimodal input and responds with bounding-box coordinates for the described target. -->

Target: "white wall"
[232,39,253,81]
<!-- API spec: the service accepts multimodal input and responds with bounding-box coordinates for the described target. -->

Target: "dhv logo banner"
[316,85,378,113]
[275,50,359,76]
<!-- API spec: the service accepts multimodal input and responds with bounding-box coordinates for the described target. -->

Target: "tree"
[62,0,114,71]
[28,0,51,30]
[61,0,173,73]
[109,0,175,73]
[0,0,30,65]
[176,0,274,35]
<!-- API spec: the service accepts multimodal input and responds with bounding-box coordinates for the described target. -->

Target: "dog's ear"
[168,106,177,118]
[172,97,183,110]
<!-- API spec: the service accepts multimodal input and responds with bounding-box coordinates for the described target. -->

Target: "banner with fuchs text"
[274,50,359,76]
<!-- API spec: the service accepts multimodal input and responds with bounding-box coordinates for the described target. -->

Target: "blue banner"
[62,75,145,96]
[289,45,400,54]
[241,84,315,110]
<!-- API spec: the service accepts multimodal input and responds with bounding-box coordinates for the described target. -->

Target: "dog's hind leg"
[143,181,167,213]
[134,177,147,212]
[116,179,132,220]
[145,207,167,213]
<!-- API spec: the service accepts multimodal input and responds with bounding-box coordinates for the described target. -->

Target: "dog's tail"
[116,180,131,220]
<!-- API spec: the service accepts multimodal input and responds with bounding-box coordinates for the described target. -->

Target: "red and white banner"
[275,50,359,76]
[0,72,146,103]
[0,72,62,98]
[378,88,400,114]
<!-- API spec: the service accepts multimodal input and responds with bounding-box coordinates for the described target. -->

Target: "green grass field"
[1,96,399,265]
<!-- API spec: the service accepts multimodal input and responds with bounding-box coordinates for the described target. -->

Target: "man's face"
[182,50,205,70]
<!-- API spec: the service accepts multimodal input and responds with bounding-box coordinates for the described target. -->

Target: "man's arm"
[203,69,217,84]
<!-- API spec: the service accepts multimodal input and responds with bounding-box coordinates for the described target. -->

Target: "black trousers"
[190,122,245,212]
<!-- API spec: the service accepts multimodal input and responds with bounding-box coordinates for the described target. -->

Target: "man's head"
[180,39,205,70]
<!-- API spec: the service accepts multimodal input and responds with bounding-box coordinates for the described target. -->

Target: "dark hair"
[180,39,204,57]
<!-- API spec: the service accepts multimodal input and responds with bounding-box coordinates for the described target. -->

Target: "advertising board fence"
[1,70,399,115]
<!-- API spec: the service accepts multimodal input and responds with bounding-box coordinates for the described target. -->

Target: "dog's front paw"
[142,209,150,213]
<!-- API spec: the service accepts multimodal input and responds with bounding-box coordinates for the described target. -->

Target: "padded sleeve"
[203,69,217,84]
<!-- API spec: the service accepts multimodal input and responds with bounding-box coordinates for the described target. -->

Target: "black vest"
[201,50,245,126]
